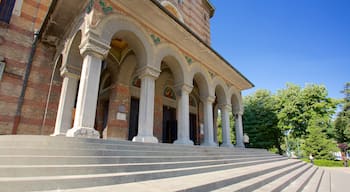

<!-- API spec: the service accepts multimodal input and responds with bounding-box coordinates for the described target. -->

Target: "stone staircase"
[0,135,329,192]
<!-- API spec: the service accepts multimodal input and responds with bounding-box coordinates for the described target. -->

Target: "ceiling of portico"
[115,0,254,91]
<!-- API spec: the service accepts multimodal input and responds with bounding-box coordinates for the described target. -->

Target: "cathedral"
[0,0,253,147]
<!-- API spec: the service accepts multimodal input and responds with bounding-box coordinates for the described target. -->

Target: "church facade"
[0,0,253,147]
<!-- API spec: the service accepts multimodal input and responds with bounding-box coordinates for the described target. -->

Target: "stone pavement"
[324,167,350,192]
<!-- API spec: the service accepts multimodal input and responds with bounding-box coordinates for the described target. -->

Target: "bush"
[302,158,344,167]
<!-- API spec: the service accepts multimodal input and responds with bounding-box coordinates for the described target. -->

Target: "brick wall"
[0,0,56,135]
[158,0,212,45]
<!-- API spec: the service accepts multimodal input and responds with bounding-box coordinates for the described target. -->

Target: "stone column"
[201,96,216,146]
[221,104,233,147]
[235,111,245,147]
[174,84,193,145]
[132,66,160,143]
[52,69,79,136]
[213,104,218,144]
[66,34,110,138]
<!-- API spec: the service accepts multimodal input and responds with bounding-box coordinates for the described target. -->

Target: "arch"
[161,1,184,22]
[189,63,211,97]
[62,30,83,74]
[155,43,189,85]
[228,86,243,114]
[212,77,228,104]
[94,14,155,69]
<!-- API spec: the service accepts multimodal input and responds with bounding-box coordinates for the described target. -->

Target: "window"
[0,0,16,24]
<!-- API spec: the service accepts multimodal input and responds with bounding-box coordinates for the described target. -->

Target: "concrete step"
[281,166,318,192]
[0,154,284,165]
[252,163,312,192]
[300,168,324,192]
[0,156,283,177]
[0,147,273,158]
[211,161,307,191]
[0,159,301,192]
[0,135,270,154]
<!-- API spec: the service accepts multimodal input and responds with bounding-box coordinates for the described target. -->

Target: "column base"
[201,141,218,147]
[235,142,245,148]
[66,127,100,138]
[174,139,194,145]
[221,143,234,148]
[132,135,158,143]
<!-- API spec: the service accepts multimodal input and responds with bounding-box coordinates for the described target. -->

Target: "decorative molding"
[150,34,161,45]
[208,71,215,79]
[99,0,113,14]
[60,66,80,80]
[79,32,111,59]
[219,104,232,111]
[86,0,94,14]
[136,66,161,79]
[185,55,193,65]
[86,0,113,15]
[175,83,193,95]
[200,95,216,104]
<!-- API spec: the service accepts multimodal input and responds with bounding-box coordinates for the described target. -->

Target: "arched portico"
[154,44,193,145]
[229,87,245,147]
[52,31,82,136]
[189,65,216,146]
[212,79,233,148]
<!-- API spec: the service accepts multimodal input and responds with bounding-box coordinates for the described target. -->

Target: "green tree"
[276,83,337,138]
[302,116,337,160]
[334,82,350,143]
[243,90,283,154]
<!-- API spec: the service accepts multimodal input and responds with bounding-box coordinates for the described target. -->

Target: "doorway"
[162,106,177,143]
[128,97,139,140]
[190,113,199,145]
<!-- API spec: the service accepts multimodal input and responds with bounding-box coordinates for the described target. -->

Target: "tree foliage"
[243,90,282,154]
[334,82,350,143]
[276,83,337,138]
[302,117,337,160]
[243,83,338,157]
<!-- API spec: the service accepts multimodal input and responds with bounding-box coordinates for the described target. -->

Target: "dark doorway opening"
[190,113,199,145]
[128,97,139,140]
[162,106,177,143]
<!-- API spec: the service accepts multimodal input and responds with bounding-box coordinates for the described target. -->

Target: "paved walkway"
[324,167,350,192]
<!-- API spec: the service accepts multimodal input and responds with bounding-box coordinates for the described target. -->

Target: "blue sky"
[210,0,350,99]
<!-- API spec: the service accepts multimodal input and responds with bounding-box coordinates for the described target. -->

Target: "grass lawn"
[301,158,346,167]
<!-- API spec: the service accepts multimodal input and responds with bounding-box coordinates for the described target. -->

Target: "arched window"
[161,1,184,22]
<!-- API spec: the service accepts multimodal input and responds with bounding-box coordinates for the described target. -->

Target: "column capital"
[79,31,110,59]
[200,95,216,103]
[175,83,193,96]
[219,104,232,111]
[60,66,80,79]
[136,66,160,79]
[235,110,244,116]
